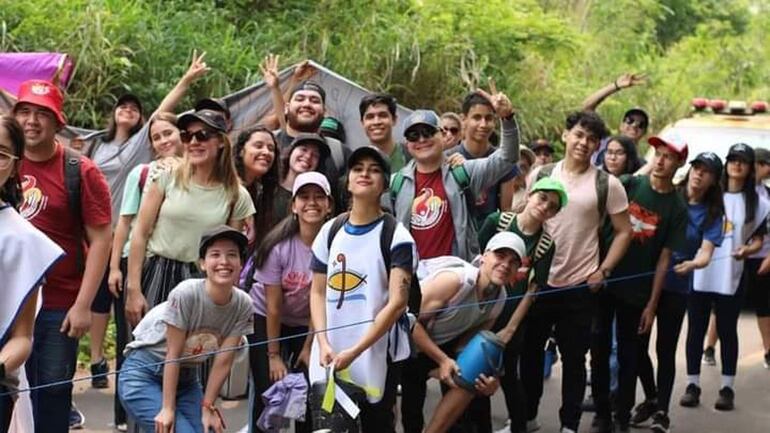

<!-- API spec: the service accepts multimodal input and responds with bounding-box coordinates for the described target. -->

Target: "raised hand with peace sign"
[476,77,515,119]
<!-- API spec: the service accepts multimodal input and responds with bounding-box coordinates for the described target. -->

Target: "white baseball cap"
[485,232,526,261]
[292,171,331,197]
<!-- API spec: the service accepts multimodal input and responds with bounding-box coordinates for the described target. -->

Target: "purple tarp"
[0,52,73,95]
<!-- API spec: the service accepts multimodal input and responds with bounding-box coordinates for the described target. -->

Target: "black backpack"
[326,212,422,315]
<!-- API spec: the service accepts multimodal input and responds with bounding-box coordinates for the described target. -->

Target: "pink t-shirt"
[529,162,628,287]
[247,234,313,327]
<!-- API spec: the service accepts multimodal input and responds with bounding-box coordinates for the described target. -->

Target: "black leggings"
[635,291,687,413]
[686,288,744,377]
[249,314,310,433]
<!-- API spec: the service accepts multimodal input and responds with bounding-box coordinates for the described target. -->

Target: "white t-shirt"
[308,216,417,403]
[694,192,770,295]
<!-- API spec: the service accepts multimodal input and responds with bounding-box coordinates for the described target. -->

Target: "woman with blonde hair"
[125,108,255,327]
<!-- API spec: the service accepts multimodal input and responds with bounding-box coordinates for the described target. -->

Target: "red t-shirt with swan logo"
[19,143,112,310]
[410,169,455,259]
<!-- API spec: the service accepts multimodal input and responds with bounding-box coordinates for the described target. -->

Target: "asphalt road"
[71,312,769,433]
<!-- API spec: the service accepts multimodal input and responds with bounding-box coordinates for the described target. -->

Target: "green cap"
[531,177,568,209]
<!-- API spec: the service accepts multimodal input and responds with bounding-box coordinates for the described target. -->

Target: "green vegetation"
[3,0,770,150]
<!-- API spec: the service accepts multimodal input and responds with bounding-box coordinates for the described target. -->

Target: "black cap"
[290,133,331,160]
[726,143,755,163]
[194,98,231,120]
[290,80,326,104]
[690,151,723,178]
[199,225,248,261]
[178,109,228,133]
[348,145,391,186]
[529,138,554,153]
[115,94,143,114]
[623,107,649,128]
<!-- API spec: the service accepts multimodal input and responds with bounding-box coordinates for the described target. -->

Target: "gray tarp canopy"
[0,60,414,149]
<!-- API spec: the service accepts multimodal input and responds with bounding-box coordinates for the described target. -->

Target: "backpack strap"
[389,171,405,205]
[326,212,350,250]
[595,169,609,220]
[532,231,553,264]
[449,163,479,229]
[496,211,516,233]
[63,147,85,271]
[138,164,150,193]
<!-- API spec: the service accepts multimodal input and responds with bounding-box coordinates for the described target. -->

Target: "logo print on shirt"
[411,187,447,230]
[723,218,734,235]
[328,253,368,307]
[19,175,47,220]
[628,202,660,241]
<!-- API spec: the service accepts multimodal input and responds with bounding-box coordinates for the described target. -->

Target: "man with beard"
[276,81,349,179]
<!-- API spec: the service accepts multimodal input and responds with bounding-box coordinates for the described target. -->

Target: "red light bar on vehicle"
[709,99,727,112]
[751,101,768,113]
[692,98,709,111]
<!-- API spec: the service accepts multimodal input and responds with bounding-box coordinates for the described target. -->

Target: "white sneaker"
[560,428,577,433]
[527,419,542,432]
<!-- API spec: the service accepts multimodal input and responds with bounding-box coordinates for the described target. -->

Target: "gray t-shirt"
[91,124,153,225]
[125,279,254,366]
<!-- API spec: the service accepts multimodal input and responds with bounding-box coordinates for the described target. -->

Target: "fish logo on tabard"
[328,253,368,308]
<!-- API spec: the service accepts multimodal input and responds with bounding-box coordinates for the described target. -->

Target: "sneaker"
[764,350,770,369]
[526,419,541,432]
[714,386,735,411]
[116,423,128,432]
[589,415,612,433]
[69,404,85,429]
[702,346,717,366]
[560,428,576,433]
[650,411,670,433]
[629,399,657,426]
[90,358,109,389]
[679,383,701,408]
[494,420,511,433]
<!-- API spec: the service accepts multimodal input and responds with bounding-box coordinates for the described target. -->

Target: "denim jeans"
[24,309,79,433]
[118,349,203,433]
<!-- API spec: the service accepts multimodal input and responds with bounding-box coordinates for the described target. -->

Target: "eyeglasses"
[623,117,647,130]
[0,149,19,169]
[405,127,438,142]
[180,129,219,143]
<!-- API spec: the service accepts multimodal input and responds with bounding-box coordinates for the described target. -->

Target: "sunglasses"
[623,117,648,130]
[180,129,219,143]
[405,127,438,142]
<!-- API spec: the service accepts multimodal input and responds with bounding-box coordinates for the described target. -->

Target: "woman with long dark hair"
[681,144,770,413]
[243,171,332,432]
[233,125,280,250]
[0,115,63,432]
[601,135,643,177]
[273,134,330,222]
[631,152,725,432]
[125,108,255,328]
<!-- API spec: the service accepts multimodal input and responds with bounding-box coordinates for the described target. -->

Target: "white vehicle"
[654,99,770,183]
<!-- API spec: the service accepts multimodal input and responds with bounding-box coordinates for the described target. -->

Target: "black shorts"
[90,269,114,314]
[745,258,770,317]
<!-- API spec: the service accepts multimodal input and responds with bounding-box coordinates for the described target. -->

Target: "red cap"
[648,130,688,161]
[14,80,67,125]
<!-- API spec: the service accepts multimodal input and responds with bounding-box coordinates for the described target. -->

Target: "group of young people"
[0,57,769,433]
